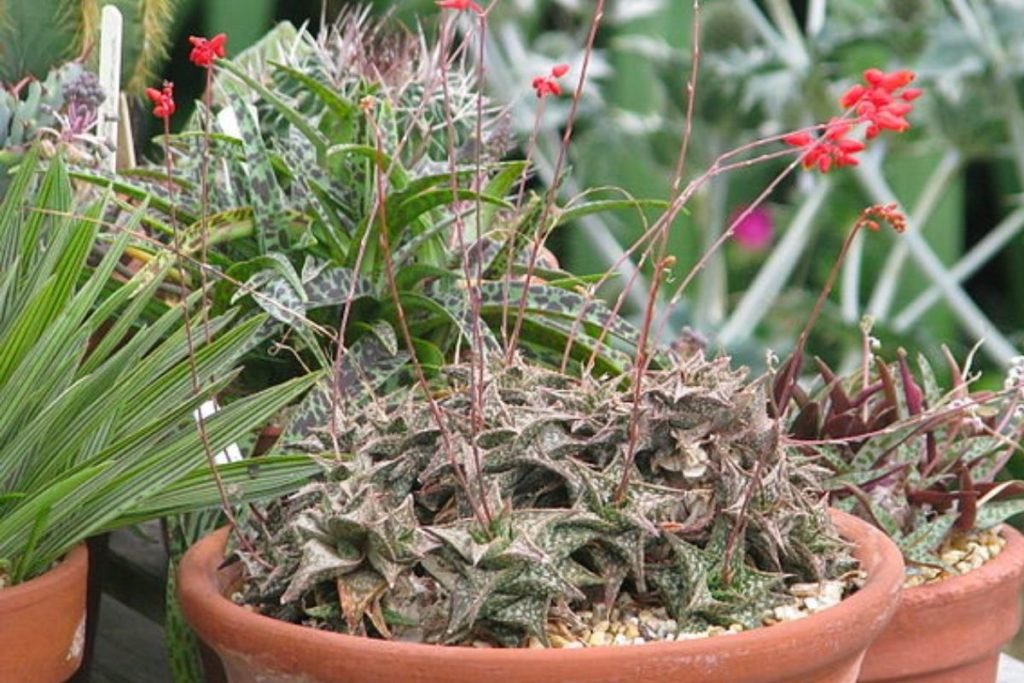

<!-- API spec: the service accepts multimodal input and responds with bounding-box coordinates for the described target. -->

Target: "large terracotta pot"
[179,510,903,683]
[0,543,89,683]
[859,524,1024,683]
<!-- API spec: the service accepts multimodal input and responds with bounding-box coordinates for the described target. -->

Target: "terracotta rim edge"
[0,543,88,610]
[897,523,1024,607]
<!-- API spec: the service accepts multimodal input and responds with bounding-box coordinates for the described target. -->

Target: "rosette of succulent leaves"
[75,11,662,418]
[774,339,1024,568]
[232,351,856,647]
[0,62,107,168]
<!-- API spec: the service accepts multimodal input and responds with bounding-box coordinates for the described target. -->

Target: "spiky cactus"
[234,353,854,647]
[0,0,179,95]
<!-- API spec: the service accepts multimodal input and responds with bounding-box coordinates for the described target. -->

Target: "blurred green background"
[153,0,1024,488]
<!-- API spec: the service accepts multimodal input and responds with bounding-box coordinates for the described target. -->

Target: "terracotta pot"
[859,524,1024,683]
[0,543,89,683]
[179,510,903,683]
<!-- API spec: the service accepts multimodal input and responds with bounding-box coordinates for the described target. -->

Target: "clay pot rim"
[898,523,1024,607]
[0,543,88,610]
[179,508,904,663]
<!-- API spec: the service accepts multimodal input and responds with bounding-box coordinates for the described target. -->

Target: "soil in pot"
[858,524,1024,683]
[0,543,89,683]
[178,510,904,683]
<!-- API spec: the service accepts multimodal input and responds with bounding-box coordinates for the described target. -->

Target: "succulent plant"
[0,62,103,153]
[776,336,1024,568]
[73,12,662,427]
[233,352,855,647]
[0,0,179,95]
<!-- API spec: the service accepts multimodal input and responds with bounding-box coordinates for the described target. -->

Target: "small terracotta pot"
[859,524,1024,683]
[0,543,89,683]
[179,510,903,683]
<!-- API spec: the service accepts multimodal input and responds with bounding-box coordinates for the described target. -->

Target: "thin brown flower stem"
[775,216,868,412]
[503,100,546,347]
[645,152,805,352]
[569,234,656,376]
[326,175,375,456]
[670,0,702,197]
[573,0,700,382]
[611,253,672,504]
[571,143,811,375]
[325,16,479,453]
[372,137,491,529]
[719,441,769,586]
[162,116,260,561]
[438,15,492,526]
[572,0,702,378]
[506,0,606,364]
[197,66,215,343]
[613,1,703,503]
[324,98,394,455]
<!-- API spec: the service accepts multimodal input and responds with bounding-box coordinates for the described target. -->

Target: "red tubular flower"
[532,64,570,99]
[784,118,865,174]
[145,82,176,119]
[189,33,227,68]
[436,0,484,14]
[839,67,920,139]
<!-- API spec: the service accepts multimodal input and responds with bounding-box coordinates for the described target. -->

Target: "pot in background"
[859,524,1024,683]
[0,543,89,683]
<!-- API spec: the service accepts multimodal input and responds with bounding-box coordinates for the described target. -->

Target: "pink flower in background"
[731,205,774,251]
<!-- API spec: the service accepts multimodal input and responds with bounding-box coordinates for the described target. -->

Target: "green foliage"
[236,354,853,646]
[74,12,658,418]
[0,0,179,94]
[777,340,1024,566]
[0,149,322,586]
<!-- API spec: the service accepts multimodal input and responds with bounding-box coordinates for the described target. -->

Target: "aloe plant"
[0,148,321,586]
[776,337,1024,568]
[235,354,854,646]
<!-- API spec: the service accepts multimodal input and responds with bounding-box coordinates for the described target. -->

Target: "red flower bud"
[881,69,915,91]
[532,64,569,98]
[864,68,885,86]
[436,0,484,14]
[840,84,866,108]
[146,82,176,120]
[189,33,228,68]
